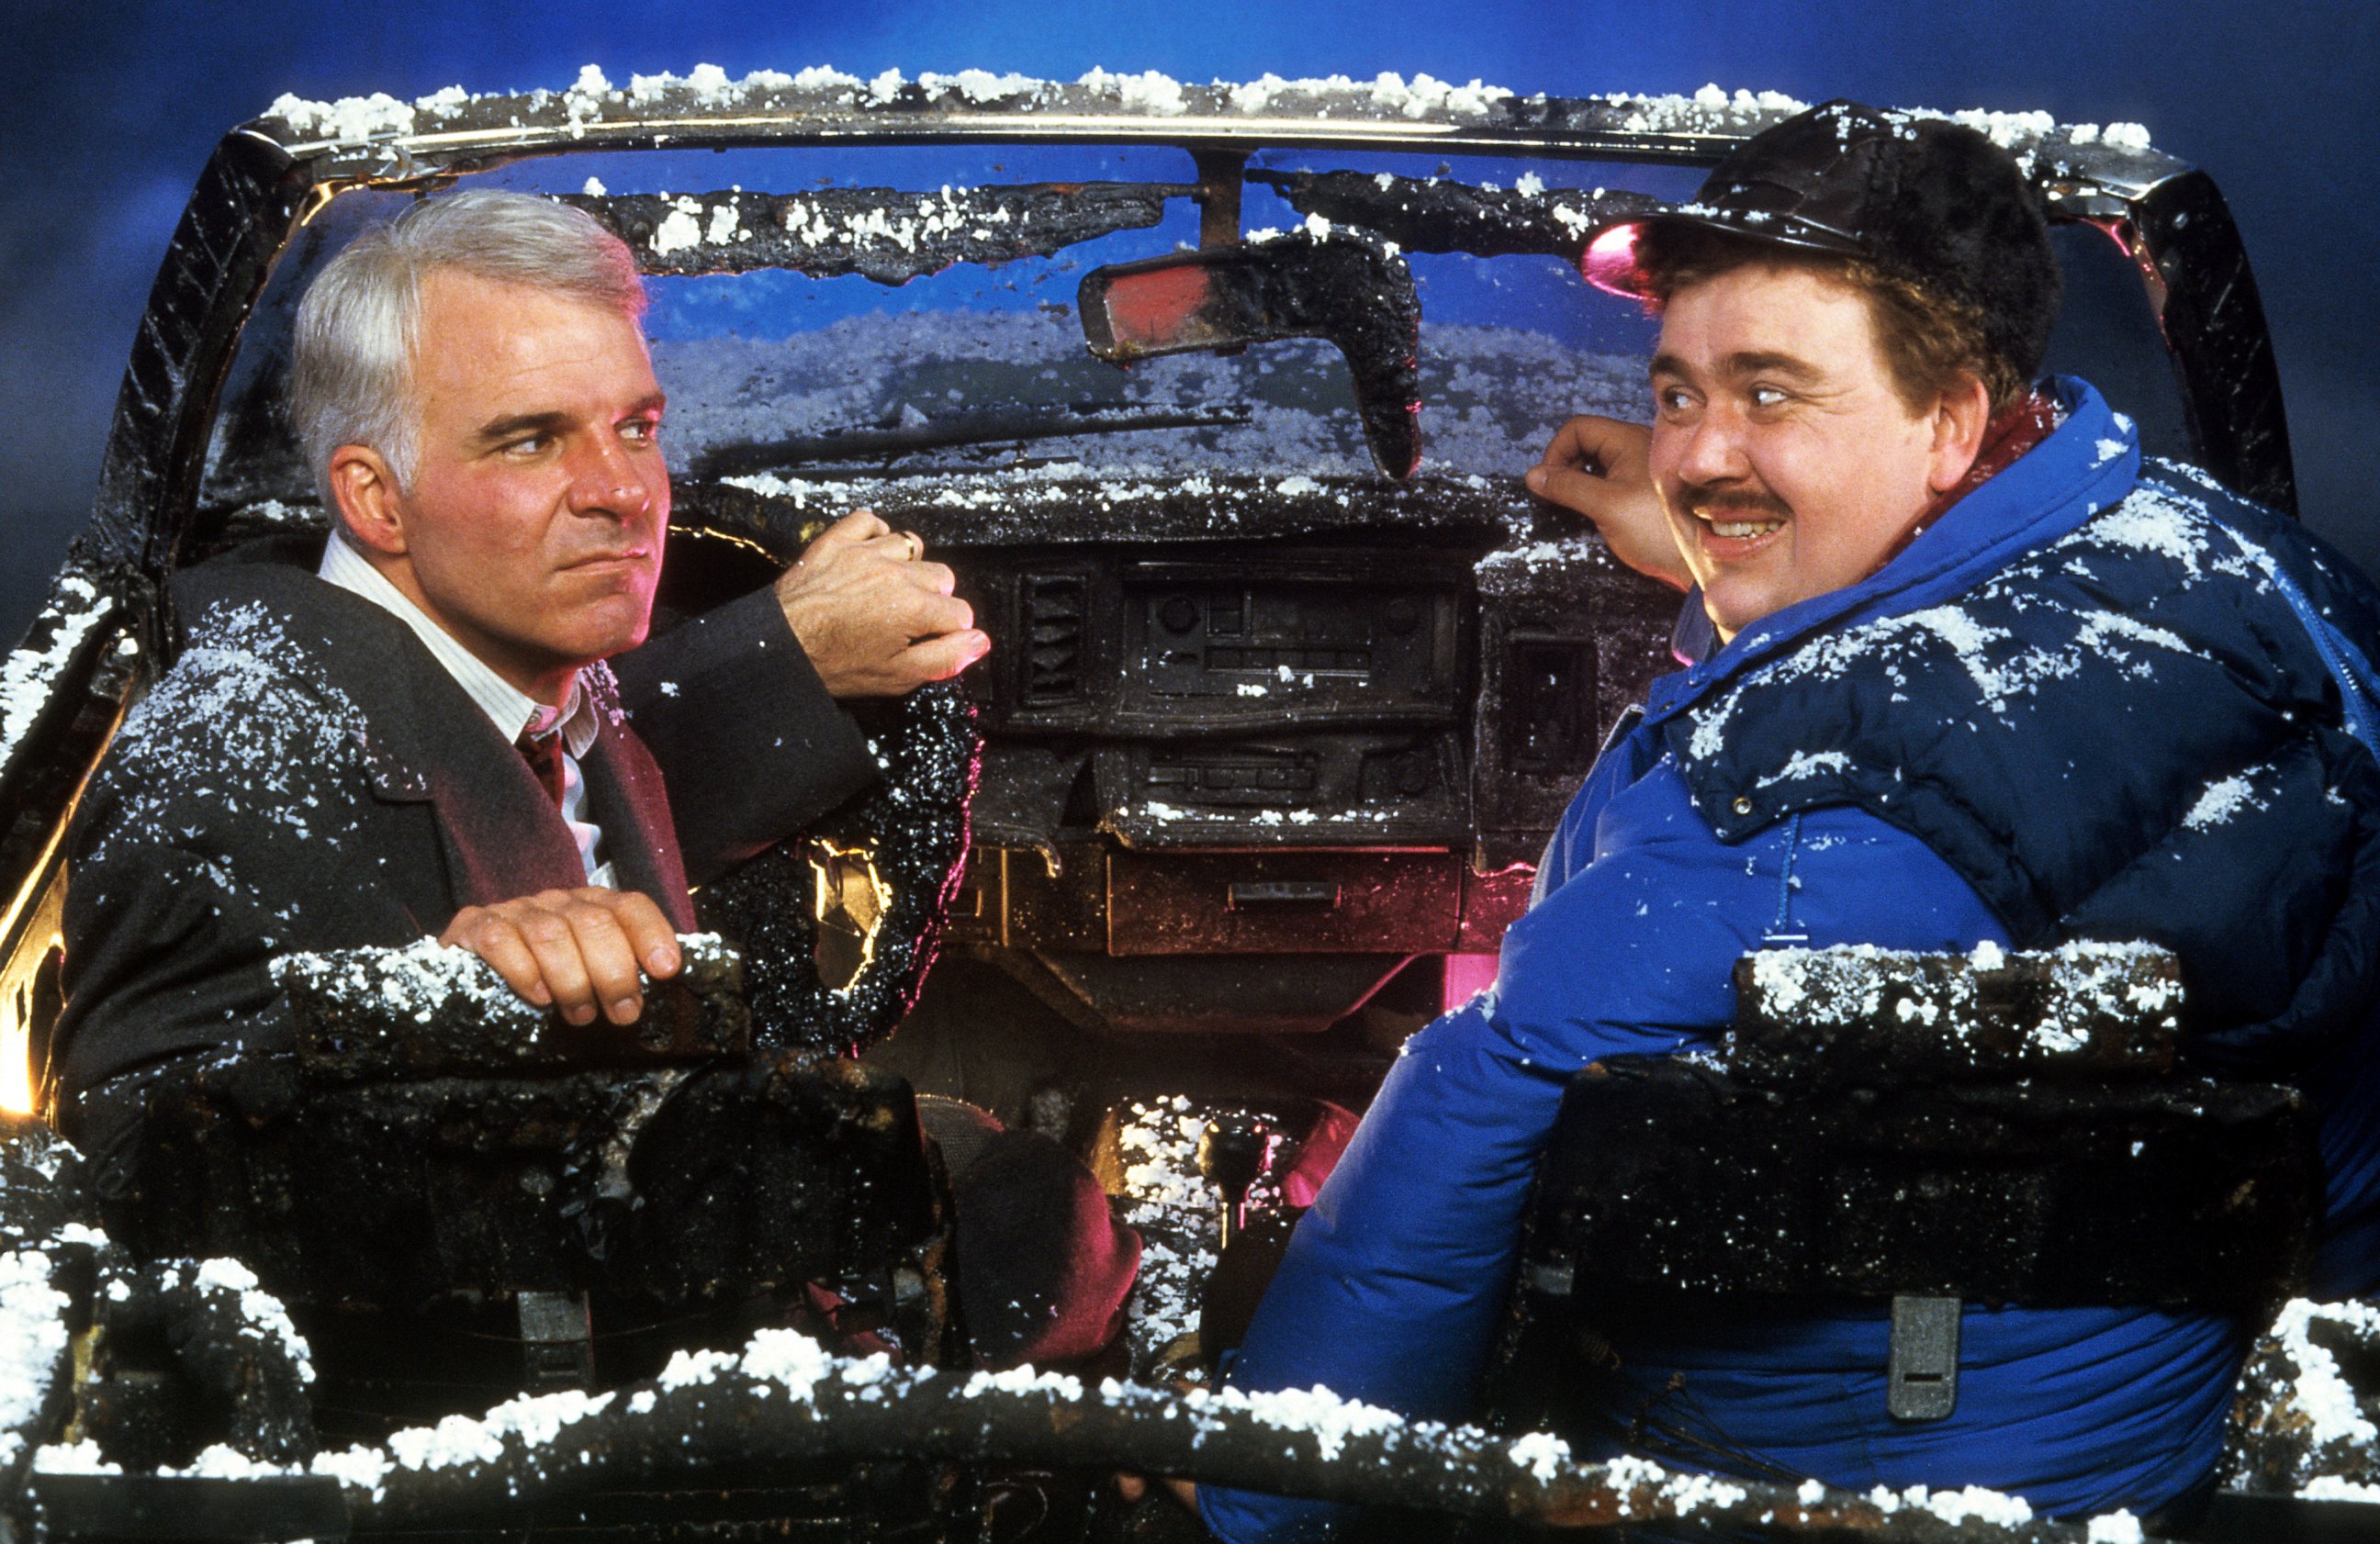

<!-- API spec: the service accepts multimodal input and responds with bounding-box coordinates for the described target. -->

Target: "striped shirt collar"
[317,534,601,758]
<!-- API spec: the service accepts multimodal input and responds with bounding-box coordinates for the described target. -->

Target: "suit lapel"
[352,627,589,912]
[311,584,693,925]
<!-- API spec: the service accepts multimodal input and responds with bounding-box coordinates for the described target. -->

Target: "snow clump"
[1507,1429,1572,1481]
[0,572,113,773]
[275,934,541,1032]
[191,1257,313,1384]
[30,1440,120,1474]
[742,1328,835,1399]
[0,1252,71,1475]
[2183,765,2274,832]
[1074,67,1188,115]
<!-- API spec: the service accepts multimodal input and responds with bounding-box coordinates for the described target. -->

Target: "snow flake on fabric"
[87,599,370,910]
[2182,763,2277,832]
[1753,750,1853,790]
[1683,483,2229,768]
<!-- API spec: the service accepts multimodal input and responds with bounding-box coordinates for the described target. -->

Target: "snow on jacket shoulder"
[1202,380,2380,1543]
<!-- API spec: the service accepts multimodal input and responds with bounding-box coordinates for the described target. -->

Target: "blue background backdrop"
[5,0,2374,641]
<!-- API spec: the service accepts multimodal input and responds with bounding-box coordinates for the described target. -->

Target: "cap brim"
[1577,208,1872,299]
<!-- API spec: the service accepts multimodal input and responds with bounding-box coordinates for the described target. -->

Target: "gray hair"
[290,189,647,517]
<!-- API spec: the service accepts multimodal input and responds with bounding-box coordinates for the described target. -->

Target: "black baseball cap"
[1583,99,2062,383]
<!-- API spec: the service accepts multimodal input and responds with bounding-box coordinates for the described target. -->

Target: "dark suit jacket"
[51,557,875,1144]
[611,583,876,880]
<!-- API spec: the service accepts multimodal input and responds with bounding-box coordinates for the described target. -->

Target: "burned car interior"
[0,67,2361,1544]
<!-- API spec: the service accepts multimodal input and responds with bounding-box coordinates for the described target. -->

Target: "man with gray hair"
[53,190,987,1168]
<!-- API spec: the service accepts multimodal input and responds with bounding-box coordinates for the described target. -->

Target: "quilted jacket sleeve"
[1201,755,2010,1544]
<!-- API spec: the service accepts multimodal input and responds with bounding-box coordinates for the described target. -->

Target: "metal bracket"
[517,1290,596,1392]
[1191,148,1248,248]
[1886,1293,1960,1421]
[1077,237,1424,477]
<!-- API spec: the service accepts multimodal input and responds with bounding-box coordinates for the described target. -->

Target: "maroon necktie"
[517,731,567,808]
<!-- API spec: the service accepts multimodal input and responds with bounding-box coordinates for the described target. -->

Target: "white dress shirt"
[318,536,615,887]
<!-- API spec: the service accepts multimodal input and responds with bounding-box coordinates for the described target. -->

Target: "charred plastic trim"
[114,1050,949,1317]
[1727,945,2185,1085]
[78,1256,320,1471]
[2088,172,2296,514]
[1521,946,2319,1315]
[283,937,751,1085]
[2229,1300,2380,1494]
[31,1474,349,1544]
[82,129,313,595]
[0,569,136,1010]
[563,182,1188,285]
[1533,1059,2316,1313]
[296,1341,2173,1543]
[1471,531,1678,871]
[1260,170,1667,263]
[679,472,1521,552]
[1079,233,1423,477]
[697,681,980,1056]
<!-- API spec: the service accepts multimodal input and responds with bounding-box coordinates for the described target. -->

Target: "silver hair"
[289,189,647,520]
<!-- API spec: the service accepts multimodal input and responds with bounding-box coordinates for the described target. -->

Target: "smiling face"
[1648,263,1979,642]
[331,268,668,703]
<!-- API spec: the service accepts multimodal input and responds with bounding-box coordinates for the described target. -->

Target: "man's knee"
[923,1099,1140,1370]
[65,1055,208,1200]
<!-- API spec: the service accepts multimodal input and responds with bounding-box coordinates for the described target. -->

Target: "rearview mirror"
[1078,234,1422,479]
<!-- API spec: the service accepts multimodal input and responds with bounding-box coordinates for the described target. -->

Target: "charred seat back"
[1496,943,2319,1430]
[107,939,948,1339]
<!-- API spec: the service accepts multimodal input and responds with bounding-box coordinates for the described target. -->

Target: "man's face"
[387,269,668,697]
[1648,263,1945,640]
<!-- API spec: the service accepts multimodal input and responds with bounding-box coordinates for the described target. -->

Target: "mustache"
[1680,482,1791,522]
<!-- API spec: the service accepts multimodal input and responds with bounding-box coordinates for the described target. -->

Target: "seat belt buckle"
[1887,1293,1959,1420]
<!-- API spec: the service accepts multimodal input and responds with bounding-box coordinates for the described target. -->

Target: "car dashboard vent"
[1022,574,1088,705]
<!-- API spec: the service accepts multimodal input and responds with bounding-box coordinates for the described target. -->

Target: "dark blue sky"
[6,0,2374,641]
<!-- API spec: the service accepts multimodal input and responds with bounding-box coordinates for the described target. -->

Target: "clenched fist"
[776,509,991,698]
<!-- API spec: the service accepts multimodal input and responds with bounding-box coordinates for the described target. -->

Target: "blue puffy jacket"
[1204,379,2380,1542]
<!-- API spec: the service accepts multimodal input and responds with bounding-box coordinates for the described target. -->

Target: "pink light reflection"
[1443,952,1500,1015]
[1579,221,1647,297]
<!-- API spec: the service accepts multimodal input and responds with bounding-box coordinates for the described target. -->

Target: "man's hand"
[439,887,682,1025]
[1524,416,1694,593]
[776,509,991,698]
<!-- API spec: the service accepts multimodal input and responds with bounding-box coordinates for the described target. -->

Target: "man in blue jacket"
[1198,101,2380,1540]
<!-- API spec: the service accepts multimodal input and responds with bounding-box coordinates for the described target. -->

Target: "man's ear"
[1925,375,1994,495]
[327,444,410,556]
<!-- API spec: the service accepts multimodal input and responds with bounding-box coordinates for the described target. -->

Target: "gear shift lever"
[1196,1112,1269,1249]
